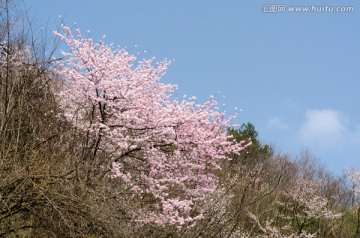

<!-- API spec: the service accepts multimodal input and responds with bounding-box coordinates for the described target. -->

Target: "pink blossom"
[54,26,245,227]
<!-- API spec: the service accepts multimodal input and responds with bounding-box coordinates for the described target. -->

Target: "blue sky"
[27,1,360,175]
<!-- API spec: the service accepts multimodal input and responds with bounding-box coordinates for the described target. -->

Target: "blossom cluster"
[53,26,245,226]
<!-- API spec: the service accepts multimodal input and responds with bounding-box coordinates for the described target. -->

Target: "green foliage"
[229,122,272,157]
[341,211,359,237]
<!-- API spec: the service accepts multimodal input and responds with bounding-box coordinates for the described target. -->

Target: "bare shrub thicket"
[0,2,135,237]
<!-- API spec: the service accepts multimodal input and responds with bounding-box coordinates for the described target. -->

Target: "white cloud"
[298,109,349,148]
[352,124,360,146]
[283,100,302,114]
[267,117,290,131]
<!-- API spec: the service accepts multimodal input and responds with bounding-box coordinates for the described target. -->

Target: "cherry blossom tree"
[346,168,360,237]
[347,168,360,195]
[278,176,342,236]
[53,26,246,227]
